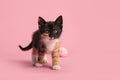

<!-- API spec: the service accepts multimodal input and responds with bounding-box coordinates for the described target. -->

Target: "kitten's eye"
[53,30,58,34]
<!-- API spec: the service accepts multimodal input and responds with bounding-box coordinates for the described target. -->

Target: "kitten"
[19,16,63,70]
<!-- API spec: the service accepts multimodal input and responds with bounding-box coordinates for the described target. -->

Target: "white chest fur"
[42,39,59,52]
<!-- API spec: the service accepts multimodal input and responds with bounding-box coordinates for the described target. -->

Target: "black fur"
[19,16,63,53]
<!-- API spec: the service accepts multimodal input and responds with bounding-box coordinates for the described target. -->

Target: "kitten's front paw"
[52,65,61,70]
[35,63,43,67]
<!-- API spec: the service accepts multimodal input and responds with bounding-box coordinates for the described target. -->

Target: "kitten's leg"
[32,47,38,66]
[52,49,61,70]
[35,53,45,67]
[52,41,61,70]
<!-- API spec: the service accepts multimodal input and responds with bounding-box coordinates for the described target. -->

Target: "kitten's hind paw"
[35,63,43,67]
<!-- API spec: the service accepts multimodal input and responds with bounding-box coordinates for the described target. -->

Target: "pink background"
[0,0,120,80]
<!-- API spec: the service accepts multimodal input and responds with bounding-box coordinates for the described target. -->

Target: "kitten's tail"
[19,41,32,51]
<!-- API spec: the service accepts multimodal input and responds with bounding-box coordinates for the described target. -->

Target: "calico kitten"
[19,16,63,70]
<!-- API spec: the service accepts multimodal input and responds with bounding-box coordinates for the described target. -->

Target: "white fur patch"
[43,55,48,63]
[42,39,59,52]
[52,65,61,70]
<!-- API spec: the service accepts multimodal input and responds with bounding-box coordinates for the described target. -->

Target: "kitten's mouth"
[51,37,54,40]
[46,37,55,40]
[48,37,54,40]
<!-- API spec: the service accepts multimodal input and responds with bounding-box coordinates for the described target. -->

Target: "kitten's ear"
[55,15,63,25]
[38,16,46,26]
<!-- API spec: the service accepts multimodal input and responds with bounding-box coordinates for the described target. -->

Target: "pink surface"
[0,0,120,80]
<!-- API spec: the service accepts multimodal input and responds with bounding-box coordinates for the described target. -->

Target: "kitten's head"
[38,16,63,40]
